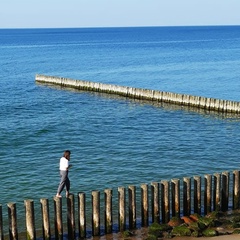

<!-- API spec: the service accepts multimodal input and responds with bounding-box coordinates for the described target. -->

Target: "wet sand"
[90,231,240,240]
[174,235,240,240]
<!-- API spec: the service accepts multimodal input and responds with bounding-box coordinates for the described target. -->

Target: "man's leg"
[65,177,70,197]
[56,171,68,197]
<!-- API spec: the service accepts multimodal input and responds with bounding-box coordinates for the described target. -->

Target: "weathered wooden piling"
[0,205,3,240]
[35,74,240,113]
[128,185,136,229]
[204,174,212,215]
[183,177,191,216]
[67,194,75,239]
[40,198,51,240]
[104,189,113,233]
[151,182,160,223]
[78,192,86,238]
[233,170,240,209]
[194,176,201,214]
[118,187,126,231]
[92,191,100,236]
[213,173,221,211]
[161,180,170,223]
[221,171,230,211]
[3,169,240,239]
[24,200,36,240]
[141,184,149,227]
[7,203,18,240]
[54,197,63,240]
[171,179,180,218]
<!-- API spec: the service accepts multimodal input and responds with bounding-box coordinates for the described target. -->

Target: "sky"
[0,0,240,29]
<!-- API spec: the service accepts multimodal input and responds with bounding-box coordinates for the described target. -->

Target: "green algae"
[171,224,192,237]
[202,228,218,237]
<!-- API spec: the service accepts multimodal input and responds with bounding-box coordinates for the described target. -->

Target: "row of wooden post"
[35,74,240,113]
[1,170,240,240]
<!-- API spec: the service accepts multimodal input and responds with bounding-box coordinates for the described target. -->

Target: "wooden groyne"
[35,74,240,113]
[1,170,240,239]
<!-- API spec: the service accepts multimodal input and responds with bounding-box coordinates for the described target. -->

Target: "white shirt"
[59,157,69,170]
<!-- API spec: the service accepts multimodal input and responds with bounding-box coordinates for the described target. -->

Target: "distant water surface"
[0,26,240,233]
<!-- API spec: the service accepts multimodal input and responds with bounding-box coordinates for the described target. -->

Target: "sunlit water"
[0,26,240,234]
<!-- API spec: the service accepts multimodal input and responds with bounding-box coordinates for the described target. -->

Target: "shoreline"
[91,231,240,240]
[174,235,240,240]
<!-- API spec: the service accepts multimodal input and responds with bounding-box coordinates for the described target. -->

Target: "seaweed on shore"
[144,209,240,239]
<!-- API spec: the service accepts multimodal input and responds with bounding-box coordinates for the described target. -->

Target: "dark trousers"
[57,170,70,194]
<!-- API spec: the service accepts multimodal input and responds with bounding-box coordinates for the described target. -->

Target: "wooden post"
[233,170,240,210]
[141,184,149,227]
[118,187,126,231]
[67,194,75,239]
[92,191,100,236]
[171,179,180,218]
[213,173,221,211]
[24,200,36,240]
[54,196,63,240]
[151,182,159,223]
[161,180,170,223]
[204,174,212,215]
[128,185,136,229]
[78,192,86,239]
[0,205,3,240]
[40,198,51,240]
[104,189,113,234]
[7,203,18,240]
[194,176,201,214]
[183,177,191,216]
[221,171,230,211]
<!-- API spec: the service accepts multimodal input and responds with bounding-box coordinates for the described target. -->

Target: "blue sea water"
[0,26,240,233]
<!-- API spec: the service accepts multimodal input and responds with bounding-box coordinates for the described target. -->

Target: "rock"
[171,224,192,237]
[198,216,216,227]
[149,222,172,232]
[188,222,200,232]
[202,228,218,237]
[232,228,240,234]
[168,217,184,227]
[148,223,164,238]
[190,213,201,221]
[181,216,194,225]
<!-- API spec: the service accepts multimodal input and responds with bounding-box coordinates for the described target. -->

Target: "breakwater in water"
[1,170,240,239]
[35,74,240,113]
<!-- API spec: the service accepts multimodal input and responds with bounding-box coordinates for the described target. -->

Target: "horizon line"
[0,24,240,30]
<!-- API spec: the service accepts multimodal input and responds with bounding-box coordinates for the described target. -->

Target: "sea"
[0,26,240,234]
